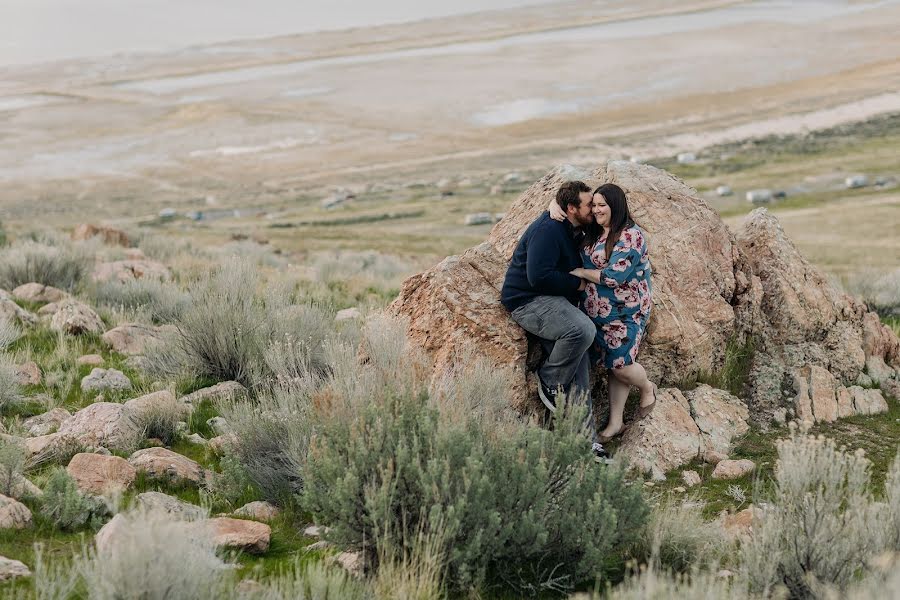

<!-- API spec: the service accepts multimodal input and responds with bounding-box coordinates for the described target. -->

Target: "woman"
[550,183,657,442]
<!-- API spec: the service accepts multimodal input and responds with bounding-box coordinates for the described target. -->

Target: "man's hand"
[547,200,566,222]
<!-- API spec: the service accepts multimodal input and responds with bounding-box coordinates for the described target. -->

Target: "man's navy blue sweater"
[500,212,584,312]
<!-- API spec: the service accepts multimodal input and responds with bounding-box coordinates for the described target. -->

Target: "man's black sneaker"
[537,378,558,413]
[592,442,613,465]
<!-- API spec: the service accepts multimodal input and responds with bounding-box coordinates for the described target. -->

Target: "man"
[501,181,608,461]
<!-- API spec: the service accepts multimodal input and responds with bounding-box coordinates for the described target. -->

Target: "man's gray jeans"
[510,295,597,440]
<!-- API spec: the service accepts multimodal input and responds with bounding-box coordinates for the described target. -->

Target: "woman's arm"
[569,266,603,284]
[547,199,566,222]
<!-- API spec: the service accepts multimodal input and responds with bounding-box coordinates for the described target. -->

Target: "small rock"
[206,417,233,437]
[771,407,787,425]
[179,381,247,408]
[712,459,756,480]
[128,447,205,486]
[233,501,280,522]
[335,551,364,578]
[23,407,71,437]
[66,453,136,495]
[673,486,687,493]
[303,524,329,538]
[720,506,757,540]
[643,481,655,488]
[49,299,105,336]
[72,224,130,246]
[80,368,132,394]
[14,361,41,386]
[0,556,31,582]
[76,354,104,367]
[207,435,236,455]
[185,433,207,446]
[0,494,32,529]
[335,307,361,322]
[12,283,68,304]
[134,492,206,519]
[102,323,174,356]
[703,450,727,465]
[91,260,170,283]
[681,470,701,487]
[205,517,271,554]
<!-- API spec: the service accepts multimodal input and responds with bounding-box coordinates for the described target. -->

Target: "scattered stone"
[76,354,104,367]
[703,450,727,465]
[102,323,175,356]
[123,390,190,421]
[233,501,280,522]
[335,307,361,322]
[0,494,32,529]
[205,517,271,554]
[0,556,31,582]
[681,470,701,487]
[712,459,756,480]
[12,283,67,303]
[303,524,329,538]
[81,368,132,394]
[207,435,235,455]
[179,381,247,408]
[128,448,205,486]
[134,492,206,519]
[50,299,104,336]
[206,417,233,437]
[72,224,130,246]
[58,402,143,452]
[334,551,364,578]
[720,506,758,540]
[66,453,136,495]
[92,260,170,283]
[14,361,41,386]
[673,486,686,493]
[0,290,38,326]
[185,433,207,446]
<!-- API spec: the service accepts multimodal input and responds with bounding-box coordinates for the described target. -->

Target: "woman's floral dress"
[580,226,652,369]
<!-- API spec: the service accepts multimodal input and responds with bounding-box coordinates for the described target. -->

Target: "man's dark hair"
[555,181,591,212]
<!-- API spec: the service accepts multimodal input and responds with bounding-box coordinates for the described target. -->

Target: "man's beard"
[576,213,594,227]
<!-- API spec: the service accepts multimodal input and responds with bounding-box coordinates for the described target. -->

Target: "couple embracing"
[500,181,657,463]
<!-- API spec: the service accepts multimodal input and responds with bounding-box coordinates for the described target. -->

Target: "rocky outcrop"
[102,323,176,356]
[127,448,205,486]
[390,162,760,410]
[49,299,104,336]
[57,402,143,452]
[736,208,899,420]
[72,224,130,247]
[0,556,31,582]
[12,283,68,304]
[92,260,170,283]
[66,453,136,495]
[615,385,750,478]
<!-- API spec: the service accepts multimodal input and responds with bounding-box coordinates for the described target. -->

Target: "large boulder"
[92,260,170,283]
[80,368,132,394]
[127,448,205,486]
[135,492,206,519]
[737,209,899,420]
[203,517,271,554]
[0,556,31,582]
[124,390,190,421]
[23,408,72,437]
[66,453,136,495]
[12,283,68,304]
[49,299,104,336]
[102,323,176,356]
[390,162,760,410]
[57,402,143,452]
[0,494,32,530]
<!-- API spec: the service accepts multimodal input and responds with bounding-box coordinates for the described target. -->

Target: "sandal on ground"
[638,384,658,420]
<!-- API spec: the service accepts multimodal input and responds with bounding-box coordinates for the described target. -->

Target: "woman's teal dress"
[580,226,652,369]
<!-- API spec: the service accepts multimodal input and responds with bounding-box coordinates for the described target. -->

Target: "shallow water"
[0,0,561,66]
[116,0,898,96]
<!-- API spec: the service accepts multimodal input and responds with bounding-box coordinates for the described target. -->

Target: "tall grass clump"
[0,240,91,291]
[598,567,750,600]
[741,425,888,599]
[244,562,370,600]
[637,501,733,574]
[846,267,900,318]
[0,317,21,350]
[79,508,231,600]
[0,441,26,498]
[302,317,648,595]
[87,278,190,324]
[0,351,24,410]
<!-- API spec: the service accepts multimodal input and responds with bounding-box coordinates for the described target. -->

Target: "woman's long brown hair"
[582,183,635,263]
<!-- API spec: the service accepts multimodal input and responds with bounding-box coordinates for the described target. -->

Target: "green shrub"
[303,388,648,594]
[40,468,107,531]
[0,241,91,291]
[0,317,21,351]
[741,426,887,598]
[87,278,190,324]
[204,452,260,511]
[79,508,230,600]
[637,501,732,574]
[0,441,26,498]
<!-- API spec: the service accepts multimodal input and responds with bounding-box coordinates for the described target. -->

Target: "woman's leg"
[600,372,629,437]
[610,362,655,408]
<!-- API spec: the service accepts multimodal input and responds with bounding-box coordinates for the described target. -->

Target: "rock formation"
[390,161,899,474]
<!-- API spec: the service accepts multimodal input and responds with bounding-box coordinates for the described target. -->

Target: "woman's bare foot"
[638,383,658,419]
[598,424,627,443]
